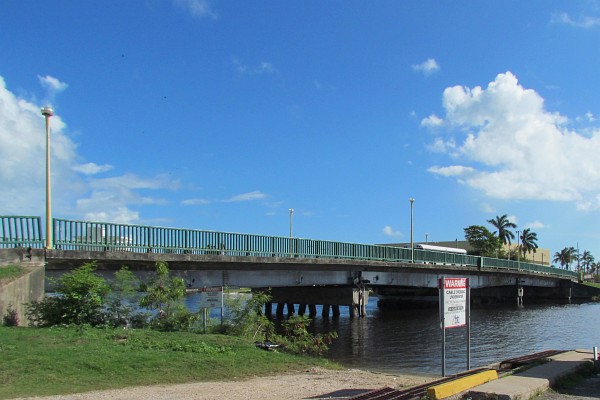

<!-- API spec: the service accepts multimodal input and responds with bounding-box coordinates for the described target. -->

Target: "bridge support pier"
[266,286,368,319]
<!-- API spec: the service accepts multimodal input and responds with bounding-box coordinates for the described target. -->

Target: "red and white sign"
[199,286,223,309]
[442,278,468,329]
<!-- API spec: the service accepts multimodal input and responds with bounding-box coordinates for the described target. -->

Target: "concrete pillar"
[264,302,273,318]
[276,303,285,318]
[308,304,317,317]
[517,286,524,306]
[332,305,340,317]
[349,304,357,318]
[286,303,295,316]
[298,303,307,316]
[322,304,331,317]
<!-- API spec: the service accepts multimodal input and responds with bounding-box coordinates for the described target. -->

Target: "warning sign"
[442,278,467,329]
[199,286,223,309]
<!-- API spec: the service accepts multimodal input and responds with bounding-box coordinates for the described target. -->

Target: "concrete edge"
[427,370,498,399]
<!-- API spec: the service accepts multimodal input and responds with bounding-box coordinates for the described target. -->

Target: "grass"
[583,281,600,289]
[0,265,25,282]
[0,326,339,399]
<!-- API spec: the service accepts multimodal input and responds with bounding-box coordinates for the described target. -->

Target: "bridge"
[0,215,583,318]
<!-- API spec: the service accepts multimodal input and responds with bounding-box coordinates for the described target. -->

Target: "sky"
[1,1,599,263]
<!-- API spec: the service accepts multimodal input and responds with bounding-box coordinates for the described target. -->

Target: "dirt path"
[16,368,437,400]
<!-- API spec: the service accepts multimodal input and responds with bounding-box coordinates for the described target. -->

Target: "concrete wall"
[0,248,46,326]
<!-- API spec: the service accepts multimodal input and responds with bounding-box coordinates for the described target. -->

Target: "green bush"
[3,304,19,326]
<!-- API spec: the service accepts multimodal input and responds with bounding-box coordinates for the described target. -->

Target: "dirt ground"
[16,368,437,400]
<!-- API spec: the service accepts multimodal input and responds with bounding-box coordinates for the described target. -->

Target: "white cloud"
[225,190,267,202]
[38,75,68,93]
[173,0,218,20]
[526,220,547,229]
[428,165,475,177]
[72,162,113,175]
[421,114,444,128]
[383,225,402,237]
[412,58,440,75]
[182,198,211,206]
[425,71,600,209]
[551,12,600,28]
[0,74,179,224]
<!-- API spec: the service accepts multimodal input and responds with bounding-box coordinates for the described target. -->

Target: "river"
[185,294,600,376]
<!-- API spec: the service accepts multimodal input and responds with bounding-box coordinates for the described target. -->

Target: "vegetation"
[479,213,599,281]
[0,326,337,399]
[464,225,501,256]
[0,264,25,282]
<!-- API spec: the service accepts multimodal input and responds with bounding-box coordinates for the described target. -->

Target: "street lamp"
[289,208,294,257]
[41,106,54,249]
[516,230,520,270]
[409,198,415,263]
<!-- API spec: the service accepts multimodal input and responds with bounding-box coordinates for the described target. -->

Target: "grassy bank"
[0,265,25,284]
[0,326,338,399]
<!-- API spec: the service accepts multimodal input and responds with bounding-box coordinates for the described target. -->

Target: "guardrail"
[0,215,43,248]
[0,216,577,279]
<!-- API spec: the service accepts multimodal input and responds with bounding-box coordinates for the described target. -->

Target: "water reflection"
[185,293,600,376]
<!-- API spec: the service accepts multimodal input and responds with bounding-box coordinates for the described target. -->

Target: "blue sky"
[1,1,599,262]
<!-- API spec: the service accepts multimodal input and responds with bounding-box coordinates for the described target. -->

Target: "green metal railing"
[0,216,43,248]
[0,216,578,280]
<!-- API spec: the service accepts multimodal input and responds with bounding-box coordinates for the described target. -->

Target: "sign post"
[439,277,470,376]
[199,286,224,333]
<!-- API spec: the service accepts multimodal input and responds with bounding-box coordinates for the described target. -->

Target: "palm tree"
[487,214,517,258]
[580,250,595,275]
[519,229,538,261]
[553,247,574,269]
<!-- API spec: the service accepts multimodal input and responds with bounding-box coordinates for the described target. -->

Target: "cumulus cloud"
[0,74,178,224]
[412,58,440,75]
[225,190,267,202]
[38,75,68,93]
[421,114,444,128]
[526,220,547,229]
[173,0,217,20]
[425,71,600,210]
[383,225,402,237]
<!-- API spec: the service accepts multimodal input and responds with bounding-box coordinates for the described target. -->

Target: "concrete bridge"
[1,216,586,318]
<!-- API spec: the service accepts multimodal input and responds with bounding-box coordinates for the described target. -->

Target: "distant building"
[379,240,550,266]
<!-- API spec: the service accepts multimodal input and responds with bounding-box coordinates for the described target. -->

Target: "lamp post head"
[409,197,415,204]
[289,208,294,214]
[41,106,54,117]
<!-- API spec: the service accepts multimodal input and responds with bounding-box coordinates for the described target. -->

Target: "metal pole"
[516,230,520,271]
[409,198,415,263]
[467,279,471,371]
[289,208,294,257]
[41,106,54,249]
[440,276,446,376]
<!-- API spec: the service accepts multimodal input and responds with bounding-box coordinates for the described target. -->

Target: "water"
[185,293,600,376]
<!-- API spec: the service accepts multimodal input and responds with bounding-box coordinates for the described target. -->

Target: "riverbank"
[13,368,436,400]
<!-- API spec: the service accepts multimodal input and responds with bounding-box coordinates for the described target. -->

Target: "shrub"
[26,262,110,327]
[3,304,19,327]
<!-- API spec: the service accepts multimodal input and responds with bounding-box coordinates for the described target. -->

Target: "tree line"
[464,214,597,276]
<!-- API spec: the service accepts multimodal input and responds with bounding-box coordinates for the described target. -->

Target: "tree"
[553,247,574,269]
[580,250,595,275]
[139,261,191,331]
[464,225,501,256]
[519,229,538,260]
[487,214,517,247]
[26,262,111,327]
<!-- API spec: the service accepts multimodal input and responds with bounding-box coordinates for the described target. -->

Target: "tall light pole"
[289,208,294,257]
[41,106,54,249]
[409,198,415,263]
[516,230,520,270]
